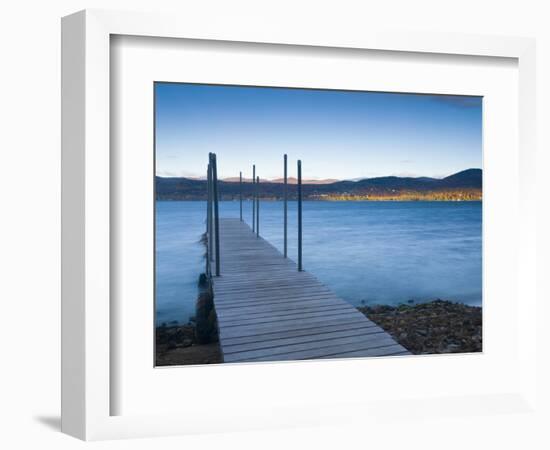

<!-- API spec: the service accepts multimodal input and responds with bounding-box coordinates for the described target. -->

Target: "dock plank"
[212,218,410,362]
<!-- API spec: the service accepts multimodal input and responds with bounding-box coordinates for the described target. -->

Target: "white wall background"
[0,1,548,449]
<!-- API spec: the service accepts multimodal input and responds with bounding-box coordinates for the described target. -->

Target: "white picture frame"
[61,9,537,441]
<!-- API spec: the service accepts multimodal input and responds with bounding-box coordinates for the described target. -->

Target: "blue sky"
[155,82,482,180]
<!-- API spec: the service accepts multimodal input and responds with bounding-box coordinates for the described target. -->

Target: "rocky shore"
[155,323,222,366]
[358,300,482,354]
[156,298,481,365]
[155,270,222,366]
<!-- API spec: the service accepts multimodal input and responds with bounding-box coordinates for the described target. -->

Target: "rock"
[198,272,209,289]
[179,339,193,348]
[358,299,482,355]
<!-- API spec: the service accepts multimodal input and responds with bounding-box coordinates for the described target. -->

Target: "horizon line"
[155,167,482,183]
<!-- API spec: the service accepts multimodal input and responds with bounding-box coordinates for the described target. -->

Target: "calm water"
[155,201,482,326]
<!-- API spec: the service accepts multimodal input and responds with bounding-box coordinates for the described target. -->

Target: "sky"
[155,82,482,181]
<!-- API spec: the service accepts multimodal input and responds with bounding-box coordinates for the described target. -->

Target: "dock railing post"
[284,154,287,258]
[252,164,256,232]
[212,153,221,276]
[256,175,260,237]
[206,162,212,275]
[211,163,215,264]
[206,163,210,239]
[239,171,243,221]
[297,159,302,271]
[207,156,213,264]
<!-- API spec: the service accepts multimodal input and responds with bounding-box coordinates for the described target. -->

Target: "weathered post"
[284,154,288,258]
[252,164,256,232]
[205,163,210,275]
[206,162,210,236]
[212,153,220,276]
[207,157,213,263]
[207,161,213,272]
[256,175,260,237]
[297,159,303,271]
[239,171,243,221]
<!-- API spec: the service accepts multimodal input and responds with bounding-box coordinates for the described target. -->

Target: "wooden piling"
[284,154,288,258]
[212,153,220,276]
[207,158,213,264]
[239,171,243,221]
[297,159,302,271]
[252,164,256,232]
[256,175,260,237]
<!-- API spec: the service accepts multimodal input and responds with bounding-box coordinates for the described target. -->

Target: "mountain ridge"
[156,168,482,201]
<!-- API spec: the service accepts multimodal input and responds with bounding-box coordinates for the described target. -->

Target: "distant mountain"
[270,177,340,185]
[439,168,482,188]
[222,177,251,183]
[222,176,339,184]
[156,168,482,201]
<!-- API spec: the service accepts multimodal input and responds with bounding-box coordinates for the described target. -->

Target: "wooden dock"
[212,218,410,363]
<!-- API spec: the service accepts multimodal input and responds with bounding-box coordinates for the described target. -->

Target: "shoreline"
[155,299,481,365]
[358,300,482,354]
[155,271,223,366]
[155,322,222,366]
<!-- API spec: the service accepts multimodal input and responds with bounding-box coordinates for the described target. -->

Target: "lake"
[155,200,482,326]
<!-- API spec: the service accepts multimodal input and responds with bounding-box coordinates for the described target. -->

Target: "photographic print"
[154,83,482,366]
